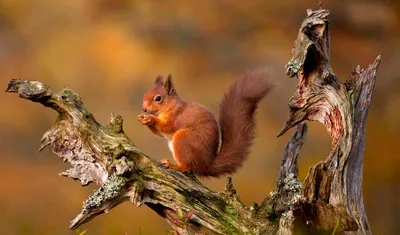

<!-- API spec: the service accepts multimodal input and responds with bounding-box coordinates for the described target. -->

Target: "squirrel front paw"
[160,159,170,168]
[137,114,153,125]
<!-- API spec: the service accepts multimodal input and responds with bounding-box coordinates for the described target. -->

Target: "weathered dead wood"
[276,8,380,235]
[5,5,379,235]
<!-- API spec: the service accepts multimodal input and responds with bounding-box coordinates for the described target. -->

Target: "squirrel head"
[142,75,179,116]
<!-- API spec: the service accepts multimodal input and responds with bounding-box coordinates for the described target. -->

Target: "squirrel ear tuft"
[164,74,176,95]
[154,76,164,86]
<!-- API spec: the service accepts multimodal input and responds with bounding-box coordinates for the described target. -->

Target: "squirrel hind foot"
[160,159,171,168]
[160,159,193,173]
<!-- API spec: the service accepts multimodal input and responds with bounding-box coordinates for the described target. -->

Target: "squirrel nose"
[142,106,147,113]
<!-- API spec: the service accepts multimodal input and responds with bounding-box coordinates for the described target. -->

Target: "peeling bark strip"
[6,6,379,235]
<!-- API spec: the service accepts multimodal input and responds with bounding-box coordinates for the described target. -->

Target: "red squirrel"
[138,71,271,177]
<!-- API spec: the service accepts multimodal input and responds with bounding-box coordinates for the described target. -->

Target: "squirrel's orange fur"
[138,71,272,177]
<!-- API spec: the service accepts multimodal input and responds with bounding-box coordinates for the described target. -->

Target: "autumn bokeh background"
[0,0,399,234]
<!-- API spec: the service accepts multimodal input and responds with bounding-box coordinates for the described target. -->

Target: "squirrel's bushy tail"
[208,69,272,177]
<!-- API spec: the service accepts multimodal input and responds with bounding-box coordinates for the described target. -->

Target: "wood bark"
[5,6,379,235]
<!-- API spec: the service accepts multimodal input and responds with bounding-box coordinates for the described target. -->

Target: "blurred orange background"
[0,0,399,234]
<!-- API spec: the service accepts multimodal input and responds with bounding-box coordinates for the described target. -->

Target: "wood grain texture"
[278,8,380,235]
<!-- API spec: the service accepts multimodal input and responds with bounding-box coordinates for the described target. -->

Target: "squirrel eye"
[154,95,162,103]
